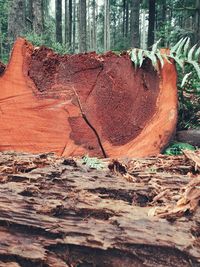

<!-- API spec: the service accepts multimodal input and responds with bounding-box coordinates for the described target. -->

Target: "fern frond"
[138,49,144,67]
[181,72,192,87]
[130,48,138,68]
[188,44,197,61]
[171,38,184,54]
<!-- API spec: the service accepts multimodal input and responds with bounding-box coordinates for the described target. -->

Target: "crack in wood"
[70,86,107,158]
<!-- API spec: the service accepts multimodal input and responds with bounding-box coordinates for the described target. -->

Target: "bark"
[72,0,76,53]
[32,0,43,35]
[55,0,63,44]
[65,0,72,49]
[26,0,33,30]
[130,0,140,48]
[160,0,166,46]
[87,0,92,50]
[195,0,200,45]
[176,130,200,147]
[148,0,156,49]
[91,0,97,51]
[7,0,26,46]
[123,0,126,37]
[0,151,199,266]
[0,38,178,158]
[78,0,87,52]
[125,0,129,37]
[104,0,110,51]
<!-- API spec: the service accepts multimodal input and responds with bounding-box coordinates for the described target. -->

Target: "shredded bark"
[0,151,199,266]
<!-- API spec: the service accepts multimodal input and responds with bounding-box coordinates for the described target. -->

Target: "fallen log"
[0,151,199,266]
[176,130,200,147]
[0,38,178,158]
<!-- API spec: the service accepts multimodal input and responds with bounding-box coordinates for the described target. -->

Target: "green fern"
[129,37,200,87]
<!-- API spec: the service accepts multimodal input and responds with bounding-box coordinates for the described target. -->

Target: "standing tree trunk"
[130,0,140,48]
[87,1,92,50]
[160,0,166,46]
[72,0,76,53]
[195,0,200,45]
[104,0,110,51]
[55,0,63,44]
[123,0,126,37]
[7,0,26,47]
[91,0,97,51]
[148,0,156,49]
[32,0,43,35]
[125,0,129,37]
[78,0,87,52]
[65,0,72,50]
[26,0,33,31]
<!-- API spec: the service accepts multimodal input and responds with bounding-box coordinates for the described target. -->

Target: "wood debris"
[0,151,199,266]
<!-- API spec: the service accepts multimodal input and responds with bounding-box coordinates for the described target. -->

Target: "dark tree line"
[0,0,199,61]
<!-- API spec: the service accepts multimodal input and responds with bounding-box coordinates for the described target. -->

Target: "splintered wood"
[0,151,199,266]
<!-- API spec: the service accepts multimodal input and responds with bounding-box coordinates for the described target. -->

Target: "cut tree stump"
[0,38,178,158]
[0,151,199,266]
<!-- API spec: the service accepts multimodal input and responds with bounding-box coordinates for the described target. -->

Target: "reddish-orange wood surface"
[0,38,178,157]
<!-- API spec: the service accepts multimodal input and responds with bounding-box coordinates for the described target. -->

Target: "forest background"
[0,0,199,130]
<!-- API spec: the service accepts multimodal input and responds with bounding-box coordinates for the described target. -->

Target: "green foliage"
[82,155,104,170]
[130,38,200,130]
[164,142,195,155]
[25,32,69,55]
[177,65,200,130]
[130,38,200,83]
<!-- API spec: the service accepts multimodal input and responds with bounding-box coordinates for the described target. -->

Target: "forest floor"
[0,150,199,267]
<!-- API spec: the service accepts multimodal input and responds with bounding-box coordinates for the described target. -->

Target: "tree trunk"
[176,130,200,147]
[0,38,178,158]
[125,0,129,37]
[26,0,33,30]
[148,0,156,49]
[195,0,200,45]
[7,0,26,47]
[87,0,92,51]
[72,0,76,53]
[65,0,72,50]
[32,0,43,35]
[123,0,126,37]
[141,8,147,49]
[160,0,166,46]
[91,0,97,51]
[55,0,63,44]
[78,0,87,52]
[104,0,110,51]
[65,0,69,45]
[130,0,140,48]
[0,151,199,266]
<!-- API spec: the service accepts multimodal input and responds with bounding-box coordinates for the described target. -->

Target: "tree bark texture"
[0,38,178,158]
[7,0,26,46]
[91,0,97,51]
[130,0,140,48]
[148,0,156,49]
[55,0,63,44]
[32,0,43,35]
[78,0,87,52]
[0,151,199,266]
[195,0,200,45]
[65,0,72,49]
[72,0,76,53]
[26,0,33,30]
[104,0,110,51]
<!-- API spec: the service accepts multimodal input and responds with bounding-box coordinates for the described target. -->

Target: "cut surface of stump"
[0,38,178,157]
